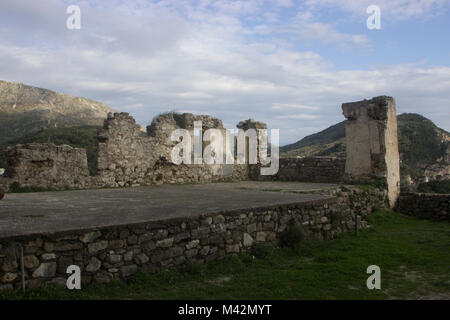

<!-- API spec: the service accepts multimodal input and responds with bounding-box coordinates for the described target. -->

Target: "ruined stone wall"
[397,193,449,220]
[95,112,250,187]
[0,186,387,291]
[0,143,90,190]
[0,113,254,191]
[251,157,345,183]
[342,96,400,207]
[0,98,401,195]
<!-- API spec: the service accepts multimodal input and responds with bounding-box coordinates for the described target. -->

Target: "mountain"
[281,113,450,187]
[0,80,117,146]
[281,121,346,158]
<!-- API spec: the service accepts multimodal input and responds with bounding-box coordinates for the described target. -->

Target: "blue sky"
[0,0,449,145]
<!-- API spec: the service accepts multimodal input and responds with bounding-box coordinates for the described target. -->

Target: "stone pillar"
[342,96,400,207]
[236,119,267,164]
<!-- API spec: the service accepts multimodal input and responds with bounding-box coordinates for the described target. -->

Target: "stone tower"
[342,96,400,207]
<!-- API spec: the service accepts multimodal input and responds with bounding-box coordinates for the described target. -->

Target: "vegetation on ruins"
[417,179,450,194]
[8,181,52,193]
[1,210,448,300]
[151,111,190,129]
[278,222,306,251]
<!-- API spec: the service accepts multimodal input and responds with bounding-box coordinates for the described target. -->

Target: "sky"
[0,0,449,145]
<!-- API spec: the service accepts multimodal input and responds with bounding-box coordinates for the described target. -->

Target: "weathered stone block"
[156,238,174,248]
[88,240,108,254]
[79,231,102,244]
[342,96,400,207]
[186,240,199,250]
[32,262,56,278]
[23,255,39,269]
[120,265,138,278]
[86,257,102,272]
[1,273,17,283]
[243,233,254,247]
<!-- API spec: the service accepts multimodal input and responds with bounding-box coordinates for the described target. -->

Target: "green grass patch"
[1,210,449,300]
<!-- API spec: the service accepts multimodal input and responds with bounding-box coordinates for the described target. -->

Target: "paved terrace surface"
[0,181,338,239]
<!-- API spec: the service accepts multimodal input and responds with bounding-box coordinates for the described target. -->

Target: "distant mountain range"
[281,113,450,187]
[0,80,116,146]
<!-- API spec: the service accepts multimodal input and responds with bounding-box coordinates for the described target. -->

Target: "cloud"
[304,0,449,20]
[0,0,448,145]
[276,114,319,120]
[285,11,372,48]
[272,104,319,111]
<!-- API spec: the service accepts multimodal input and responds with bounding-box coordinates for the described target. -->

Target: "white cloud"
[276,114,319,120]
[272,104,319,111]
[304,0,449,20]
[0,0,448,145]
[285,11,372,48]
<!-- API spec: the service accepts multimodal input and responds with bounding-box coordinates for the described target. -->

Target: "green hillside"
[280,113,450,185]
[0,80,116,146]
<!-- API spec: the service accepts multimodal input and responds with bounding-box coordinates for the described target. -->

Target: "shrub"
[251,243,275,259]
[279,222,306,250]
[9,181,50,193]
[417,179,450,194]
[330,211,342,226]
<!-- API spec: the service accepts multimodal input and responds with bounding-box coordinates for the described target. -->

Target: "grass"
[1,210,449,300]
[8,182,55,193]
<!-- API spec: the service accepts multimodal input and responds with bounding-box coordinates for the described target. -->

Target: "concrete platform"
[0,181,338,239]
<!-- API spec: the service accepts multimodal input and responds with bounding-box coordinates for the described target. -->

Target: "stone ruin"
[0,112,254,190]
[0,96,406,290]
[342,96,400,207]
[0,96,401,207]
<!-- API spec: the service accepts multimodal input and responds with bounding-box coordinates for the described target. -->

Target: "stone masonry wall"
[0,143,90,190]
[397,193,449,220]
[252,157,345,183]
[0,113,254,191]
[342,96,401,207]
[94,112,250,187]
[0,187,387,291]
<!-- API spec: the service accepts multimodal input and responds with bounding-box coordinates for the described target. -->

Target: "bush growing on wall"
[279,221,306,250]
[417,179,450,194]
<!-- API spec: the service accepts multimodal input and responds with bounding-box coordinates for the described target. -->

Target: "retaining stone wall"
[252,157,345,183]
[0,187,387,291]
[397,193,449,220]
